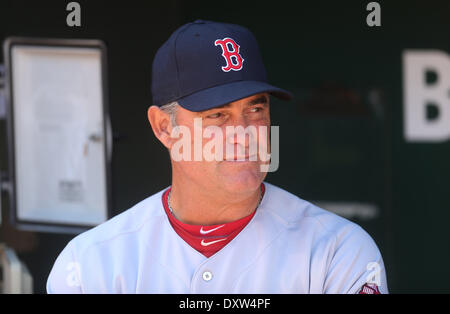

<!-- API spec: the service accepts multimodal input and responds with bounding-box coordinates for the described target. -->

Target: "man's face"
[170,93,271,195]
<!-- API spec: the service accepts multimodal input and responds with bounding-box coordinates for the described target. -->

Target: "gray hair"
[159,101,179,127]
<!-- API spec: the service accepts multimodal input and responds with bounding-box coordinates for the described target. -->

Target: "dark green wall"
[1,0,449,293]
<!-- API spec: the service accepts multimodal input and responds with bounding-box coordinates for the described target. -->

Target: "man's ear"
[147,106,173,149]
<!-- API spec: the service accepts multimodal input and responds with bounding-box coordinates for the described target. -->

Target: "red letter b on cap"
[215,37,244,72]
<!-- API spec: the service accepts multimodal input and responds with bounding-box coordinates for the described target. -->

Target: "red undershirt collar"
[162,183,265,258]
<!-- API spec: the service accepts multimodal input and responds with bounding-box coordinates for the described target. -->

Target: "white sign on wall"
[403,50,450,142]
[3,38,112,233]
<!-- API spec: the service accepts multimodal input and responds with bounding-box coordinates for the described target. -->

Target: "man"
[47,20,388,293]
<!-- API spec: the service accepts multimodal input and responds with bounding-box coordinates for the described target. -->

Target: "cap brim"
[177,80,293,112]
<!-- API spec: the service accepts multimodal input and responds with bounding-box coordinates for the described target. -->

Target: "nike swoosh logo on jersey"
[200,238,227,246]
[199,225,225,235]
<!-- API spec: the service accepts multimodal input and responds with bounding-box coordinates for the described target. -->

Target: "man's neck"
[168,180,263,226]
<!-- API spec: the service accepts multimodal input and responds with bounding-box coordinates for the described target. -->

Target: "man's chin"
[218,166,265,193]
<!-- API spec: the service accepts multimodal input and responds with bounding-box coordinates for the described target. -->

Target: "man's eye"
[207,112,222,119]
[250,107,263,113]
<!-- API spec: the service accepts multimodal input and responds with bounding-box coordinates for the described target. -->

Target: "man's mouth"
[224,155,258,162]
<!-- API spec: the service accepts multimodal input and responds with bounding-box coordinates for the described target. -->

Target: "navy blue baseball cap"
[151,20,293,112]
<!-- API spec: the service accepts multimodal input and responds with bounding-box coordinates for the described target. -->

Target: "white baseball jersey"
[46,182,388,293]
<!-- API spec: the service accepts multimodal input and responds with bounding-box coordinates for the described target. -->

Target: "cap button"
[193,19,206,24]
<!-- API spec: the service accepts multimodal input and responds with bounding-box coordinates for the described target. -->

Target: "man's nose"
[226,117,250,146]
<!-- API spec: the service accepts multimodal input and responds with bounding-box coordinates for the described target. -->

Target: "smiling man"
[149,93,271,227]
[47,20,388,293]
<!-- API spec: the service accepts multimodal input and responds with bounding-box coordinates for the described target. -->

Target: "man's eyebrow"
[248,95,269,106]
[204,95,269,112]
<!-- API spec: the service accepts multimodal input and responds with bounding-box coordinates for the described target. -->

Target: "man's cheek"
[202,126,224,162]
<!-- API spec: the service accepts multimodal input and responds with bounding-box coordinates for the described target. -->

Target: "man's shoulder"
[70,187,168,253]
[46,188,169,293]
[262,182,368,240]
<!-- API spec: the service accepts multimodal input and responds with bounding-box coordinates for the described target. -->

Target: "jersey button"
[202,271,213,282]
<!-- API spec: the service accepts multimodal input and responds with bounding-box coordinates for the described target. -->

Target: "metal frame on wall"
[2,37,113,234]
